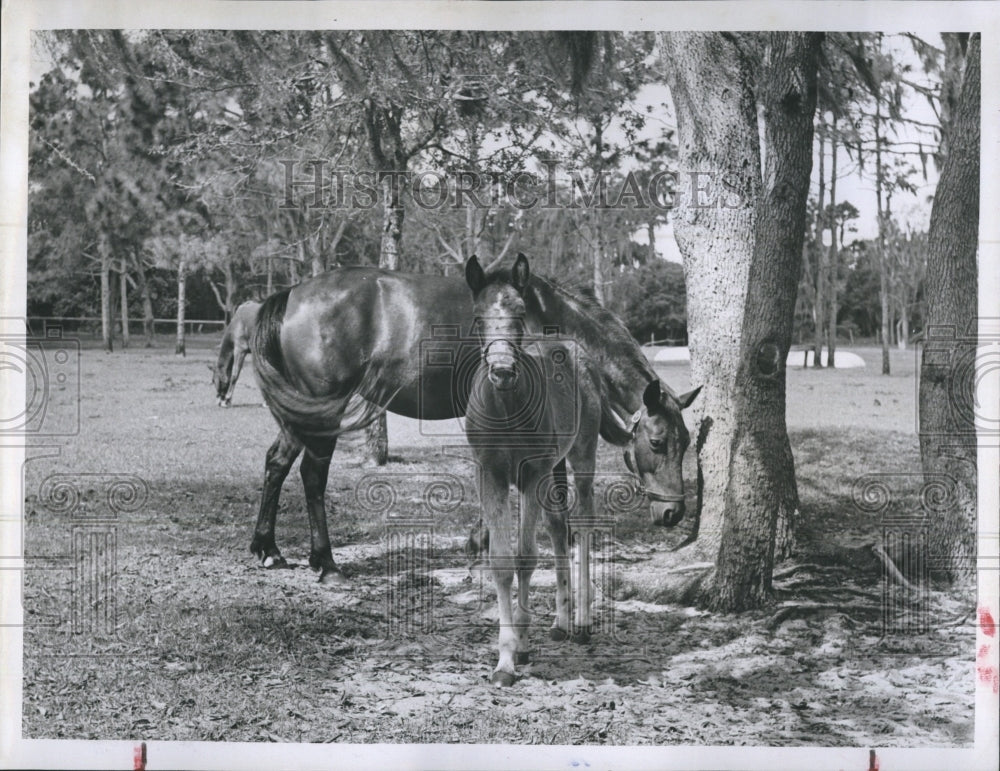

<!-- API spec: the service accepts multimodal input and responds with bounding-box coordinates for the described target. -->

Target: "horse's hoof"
[262,555,288,569]
[549,627,568,642]
[514,651,531,666]
[570,628,592,644]
[491,670,516,688]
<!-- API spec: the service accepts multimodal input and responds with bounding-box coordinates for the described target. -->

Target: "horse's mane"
[484,267,655,383]
[533,275,655,381]
[483,266,657,444]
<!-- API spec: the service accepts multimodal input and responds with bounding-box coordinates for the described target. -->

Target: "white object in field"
[786,350,866,368]
[651,346,691,363]
[649,345,866,369]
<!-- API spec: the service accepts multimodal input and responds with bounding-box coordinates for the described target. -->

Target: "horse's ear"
[465,255,486,293]
[677,386,702,410]
[511,253,530,293]
[642,379,662,411]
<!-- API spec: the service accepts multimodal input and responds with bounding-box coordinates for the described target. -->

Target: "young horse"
[212,300,260,407]
[249,256,699,580]
[465,253,602,686]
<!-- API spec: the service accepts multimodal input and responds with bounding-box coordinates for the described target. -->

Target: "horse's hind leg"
[543,458,572,642]
[568,434,599,643]
[251,429,303,568]
[300,439,344,582]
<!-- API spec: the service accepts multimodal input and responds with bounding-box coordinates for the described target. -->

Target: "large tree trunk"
[919,34,979,586]
[662,32,819,609]
[175,258,186,357]
[120,255,130,349]
[365,167,405,466]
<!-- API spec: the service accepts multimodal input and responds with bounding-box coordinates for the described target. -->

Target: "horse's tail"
[251,289,394,439]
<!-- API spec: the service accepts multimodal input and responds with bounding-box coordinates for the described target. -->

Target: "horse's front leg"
[480,464,517,686]
[250,429,302,568]
[300,438,344,583]
[568,452,598,644]
[513,463,545,666]
[543,459,572,642]
[224,349,248,406]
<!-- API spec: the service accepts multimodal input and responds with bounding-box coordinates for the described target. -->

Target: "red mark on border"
[979,606,995,637]
[868,748,879,771]
[977,662,1000,694]
[133,741,146,771]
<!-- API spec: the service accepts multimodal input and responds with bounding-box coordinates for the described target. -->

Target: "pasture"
[21,342,974,745]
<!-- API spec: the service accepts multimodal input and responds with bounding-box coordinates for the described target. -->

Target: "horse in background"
[464,254,603,686]
[212,300,260,407]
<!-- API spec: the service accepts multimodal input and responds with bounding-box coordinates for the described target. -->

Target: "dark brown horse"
[249,256,699,579]
[212,300,260,407]
[464,254,603,685]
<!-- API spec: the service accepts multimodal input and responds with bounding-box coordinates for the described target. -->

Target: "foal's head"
[465,253,530,392]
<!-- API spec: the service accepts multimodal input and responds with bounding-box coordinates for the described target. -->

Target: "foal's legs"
[481,464,518,686]
[250,428,303,567]
[513,462,545,666]
[543,458,572,641]
[300,438,343,582]
[224,348,248,406]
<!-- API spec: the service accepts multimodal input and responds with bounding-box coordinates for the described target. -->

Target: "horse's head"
[465,253,529,392]
[625,379,701,527]
[210,361,230,406]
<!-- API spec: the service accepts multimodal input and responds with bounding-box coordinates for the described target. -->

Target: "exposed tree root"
[871,543,921,593]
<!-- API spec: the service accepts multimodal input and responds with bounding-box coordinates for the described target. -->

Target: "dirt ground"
[19,342,976,746]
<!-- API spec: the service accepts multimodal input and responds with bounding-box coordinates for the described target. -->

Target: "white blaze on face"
[482,288,523,373]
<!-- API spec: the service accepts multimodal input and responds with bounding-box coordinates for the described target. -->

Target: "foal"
[465,254,603,686]
[212,300,260,406]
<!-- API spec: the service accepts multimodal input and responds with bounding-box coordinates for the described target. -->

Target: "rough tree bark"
[663,31,819,610]
[919,33,979,586]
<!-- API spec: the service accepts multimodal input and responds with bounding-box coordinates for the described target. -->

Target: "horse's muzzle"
[650,499,685,527]
[488,367,518,391]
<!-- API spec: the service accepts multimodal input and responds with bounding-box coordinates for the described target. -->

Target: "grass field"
[19,342,975,746]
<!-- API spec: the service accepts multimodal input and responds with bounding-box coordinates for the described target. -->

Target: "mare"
[464,254,602,685]
[249,255,699,579]
[212,300,261,407]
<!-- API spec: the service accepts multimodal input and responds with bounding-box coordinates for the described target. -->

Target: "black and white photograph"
[1,2,997,769]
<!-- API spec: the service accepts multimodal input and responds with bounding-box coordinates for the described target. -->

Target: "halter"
[622,408,686,505]
[481,338,519,365]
